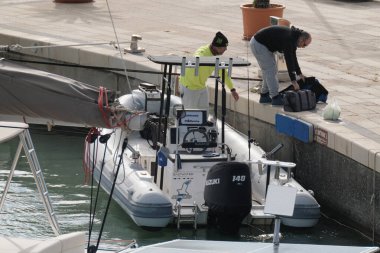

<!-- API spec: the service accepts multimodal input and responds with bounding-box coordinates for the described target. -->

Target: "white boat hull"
[89,128,172,229]
[88,90,320,230]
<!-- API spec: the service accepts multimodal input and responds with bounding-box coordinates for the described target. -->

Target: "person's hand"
[298,74,306,82]
[231,89,239,101]
[292,81,300,91]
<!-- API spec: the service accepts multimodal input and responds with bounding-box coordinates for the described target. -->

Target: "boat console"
[169,109,218,154]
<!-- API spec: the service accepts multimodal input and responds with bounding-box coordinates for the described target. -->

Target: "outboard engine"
[204,162,252,234]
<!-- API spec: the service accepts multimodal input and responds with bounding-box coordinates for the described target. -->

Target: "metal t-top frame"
[148,55,250,149]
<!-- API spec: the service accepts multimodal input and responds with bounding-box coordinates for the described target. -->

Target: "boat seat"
[0,231,85,253]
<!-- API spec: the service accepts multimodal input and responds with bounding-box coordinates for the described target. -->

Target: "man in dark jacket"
[250,26,312,105]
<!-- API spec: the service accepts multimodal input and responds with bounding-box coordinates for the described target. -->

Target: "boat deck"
[125,239,379,253]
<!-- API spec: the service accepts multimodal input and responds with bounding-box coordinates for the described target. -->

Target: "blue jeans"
[250,38,279,98]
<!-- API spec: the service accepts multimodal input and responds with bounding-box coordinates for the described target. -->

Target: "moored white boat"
[86,70,320,231]
[83,55,320,232]
[0,55,320,232]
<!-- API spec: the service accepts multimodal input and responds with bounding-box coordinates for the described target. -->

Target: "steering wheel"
[182,128,209,154]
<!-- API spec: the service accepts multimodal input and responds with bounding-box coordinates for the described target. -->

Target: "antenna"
[245,39,253,161]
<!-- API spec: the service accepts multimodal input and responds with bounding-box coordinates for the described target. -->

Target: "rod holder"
[181,57,186,76]
[214,57,220,77]
[228,58,233,77]
[194,56,200,76]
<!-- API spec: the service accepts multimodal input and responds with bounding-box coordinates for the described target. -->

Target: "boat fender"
[99,133,111,143]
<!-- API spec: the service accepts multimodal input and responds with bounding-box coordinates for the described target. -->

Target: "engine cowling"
[204,162,252,234]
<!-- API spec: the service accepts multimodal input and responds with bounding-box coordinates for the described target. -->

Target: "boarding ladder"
[0,128,61,235]
[174,201,198,230]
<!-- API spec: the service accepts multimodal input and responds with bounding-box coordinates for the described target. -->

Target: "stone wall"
[221,106,380,241]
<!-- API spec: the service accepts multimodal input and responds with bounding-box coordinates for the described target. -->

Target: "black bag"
[283,90,316,112]
[280,77,328,103]
[300,77,328,103]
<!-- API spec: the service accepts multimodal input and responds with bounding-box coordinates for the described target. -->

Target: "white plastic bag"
[323,99,341,121]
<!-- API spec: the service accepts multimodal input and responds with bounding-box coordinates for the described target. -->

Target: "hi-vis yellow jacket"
[179,45,234,91]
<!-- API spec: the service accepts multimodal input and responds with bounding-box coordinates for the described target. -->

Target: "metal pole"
[155,64,168,185]
[273,217,281,246]
[221,69,226,153]
[0,141,23,211]
[213,78,218,121]
[158,64,168,189]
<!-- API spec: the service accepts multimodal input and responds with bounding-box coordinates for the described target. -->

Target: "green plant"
[253,0,270,8]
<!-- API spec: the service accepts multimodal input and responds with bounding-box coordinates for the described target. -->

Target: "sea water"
[0,127,377,250]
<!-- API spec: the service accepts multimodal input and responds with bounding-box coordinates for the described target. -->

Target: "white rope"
[246,39,251,118]
[105,0,133,97]
[8,41,128,50]
[246,38,252,161]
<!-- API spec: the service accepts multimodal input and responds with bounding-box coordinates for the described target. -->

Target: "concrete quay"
[0,0,379,240]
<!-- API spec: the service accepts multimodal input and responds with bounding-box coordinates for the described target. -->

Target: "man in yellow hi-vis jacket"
[179,31,239,111]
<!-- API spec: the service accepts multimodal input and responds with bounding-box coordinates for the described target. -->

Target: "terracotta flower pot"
[240,3,285,40]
